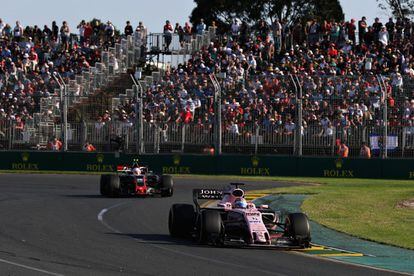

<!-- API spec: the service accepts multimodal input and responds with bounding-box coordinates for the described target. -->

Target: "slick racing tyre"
[285,213,311,247]
[100,174,121,197]
[169,204,195,238]
[160,175,174,197]
[198,210,223,245]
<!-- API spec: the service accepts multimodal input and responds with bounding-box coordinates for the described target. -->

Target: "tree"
[376,0,414,18]
[190,0,344,29]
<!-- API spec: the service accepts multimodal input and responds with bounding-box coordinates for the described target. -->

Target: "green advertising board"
[0,151,413,179]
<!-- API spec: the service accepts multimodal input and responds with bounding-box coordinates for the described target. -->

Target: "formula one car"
[100,164,173,197]
[168,183,310,248]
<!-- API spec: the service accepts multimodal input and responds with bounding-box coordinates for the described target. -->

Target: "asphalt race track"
[0,174,400,276]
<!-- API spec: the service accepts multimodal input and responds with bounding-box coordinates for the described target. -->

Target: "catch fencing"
[2,118,414,158]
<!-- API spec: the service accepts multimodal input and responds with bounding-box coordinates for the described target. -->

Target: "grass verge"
[252,177,414,250]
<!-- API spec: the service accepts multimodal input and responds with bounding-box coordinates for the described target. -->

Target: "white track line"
[0,258,64,276]
[97,203,286,276]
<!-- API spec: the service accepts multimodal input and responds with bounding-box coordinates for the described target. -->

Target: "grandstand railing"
[2,119,414,158]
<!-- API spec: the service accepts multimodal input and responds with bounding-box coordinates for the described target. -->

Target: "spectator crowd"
[104,16,414,144]
[1,16,414,152]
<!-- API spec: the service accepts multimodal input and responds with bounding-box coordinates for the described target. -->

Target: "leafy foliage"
[377,0,414,18]
[190,0,344,28]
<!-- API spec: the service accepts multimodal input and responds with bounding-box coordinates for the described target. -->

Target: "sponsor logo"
[86,164,115,172]
[241,156,271,176]
[173,155,180,166]
[11,152,39,170]
[162,155,191,174]
[323,159,354,178]
[85,154,114,171]
[196,189,223,199]
[96,154,104,163]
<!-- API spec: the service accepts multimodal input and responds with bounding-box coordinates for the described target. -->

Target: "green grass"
[251,178,414,250]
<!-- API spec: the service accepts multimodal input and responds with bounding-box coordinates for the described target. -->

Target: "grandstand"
[1,17,414,158]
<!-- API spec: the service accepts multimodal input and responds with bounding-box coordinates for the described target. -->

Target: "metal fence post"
[377,75,388,159]
[130,73,144,154]
[296,75,303,156]
[255,124,259,155]
[8,119,12,150]
[402,127,406,158]
[210,74,222,155]
[82,121,87,144]
[181,124,186,153]
[53,73,68,151]
[289,74,302,156]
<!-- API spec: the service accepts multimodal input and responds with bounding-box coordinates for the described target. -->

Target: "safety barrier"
[0,151,413,179]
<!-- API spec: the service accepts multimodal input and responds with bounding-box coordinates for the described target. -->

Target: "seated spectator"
[47,137,62,151]
[83,141,96,152]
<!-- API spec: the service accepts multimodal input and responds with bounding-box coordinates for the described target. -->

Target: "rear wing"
[193,189,223,209]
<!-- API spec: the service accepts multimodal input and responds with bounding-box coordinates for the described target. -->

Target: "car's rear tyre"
[168,204,195,238]
[285,213,311,247]
[198,210,223,245]
[100,174,120,197]
[160,175,174,197]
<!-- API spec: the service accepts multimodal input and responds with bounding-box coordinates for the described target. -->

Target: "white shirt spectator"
[284,121,296,133]
[178,88,188,99]
[231,21,240,36]
[229,122,239,135]
[378,28,389,46]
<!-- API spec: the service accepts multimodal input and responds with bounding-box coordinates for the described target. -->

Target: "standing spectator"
[346,19,357,45]
[378,26,389,47]
[135,21,147,44]
[272,19,282,55]
[13,21,23,42]
[404,18,412,40]
[51,21,59,41]
[330,22,340,44]
[258,19,270,41]
[163,20,173,51]
[105,21,115,46]
[174,23,184,46]
[83,22,93,43]
[183,22,192,43]
[308,19,320,46]
[42,24,52,43]
[196,18,206,35]
[0,19,4,36]
[77,20,86,45]
[395,17,404,41]
[60,21,70,52]
[372,17,383,41]
[338,141,349,158]
[385,18,395,42]
[360,141,371,158]
[358,16,367,44]
[124,21,133,36]
[231,19,240,40]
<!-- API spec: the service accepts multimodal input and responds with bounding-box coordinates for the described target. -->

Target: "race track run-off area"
[0,174,405,275]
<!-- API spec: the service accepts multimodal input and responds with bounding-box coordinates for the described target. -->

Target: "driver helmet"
[234,198,247,209]
[132,167,141,175]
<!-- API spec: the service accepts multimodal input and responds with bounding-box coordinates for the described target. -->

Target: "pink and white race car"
[168,183,311,248]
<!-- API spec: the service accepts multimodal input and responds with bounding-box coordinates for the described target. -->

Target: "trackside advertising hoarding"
[0,151,413,179]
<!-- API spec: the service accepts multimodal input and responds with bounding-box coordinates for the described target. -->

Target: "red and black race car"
[100,164,173,197]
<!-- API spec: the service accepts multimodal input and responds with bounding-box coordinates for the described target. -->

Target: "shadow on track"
[107,233,195,246]
[64,194,104,199]
[106,233,288,252]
